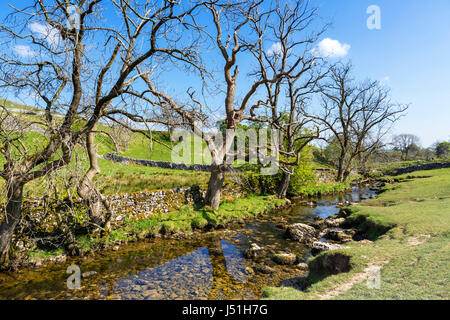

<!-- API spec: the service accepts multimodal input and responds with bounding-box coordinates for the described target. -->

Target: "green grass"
[0,99,41,112]
[291,180,351,197]
[369,158,450,175]
[28,248,65,262]
[264,168,450,300]
[76,194,289,251]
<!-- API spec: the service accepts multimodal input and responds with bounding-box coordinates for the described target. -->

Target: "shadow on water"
[0,185,377,300]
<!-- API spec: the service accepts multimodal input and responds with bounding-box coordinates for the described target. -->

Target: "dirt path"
[313,261,390,300]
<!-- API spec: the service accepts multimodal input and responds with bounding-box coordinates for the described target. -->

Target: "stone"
[272,252,297,265]
[309,252,351,275]
[306,201,317,207]
[324,217,346,228]
[285,223,317,243]
[321,228,353,243]
[254,265,275,274]
[311,218,326,230]
[296,263,309,271]
[244,243,265,259]
[310,241,344,253]
[54,255,67,264]
[82,271,97,279]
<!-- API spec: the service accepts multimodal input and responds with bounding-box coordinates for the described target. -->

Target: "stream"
[0,185,377,300]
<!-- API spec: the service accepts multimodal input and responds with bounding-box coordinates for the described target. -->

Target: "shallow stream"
[0,185,377,300]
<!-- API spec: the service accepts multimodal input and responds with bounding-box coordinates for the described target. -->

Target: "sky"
[1,0,449,147]
[308,0,450,147]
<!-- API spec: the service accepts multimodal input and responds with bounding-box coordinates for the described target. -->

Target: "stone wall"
[393,162,450,175]
[104,153,218,172]
[315,168,336,183]
[16,183,245,233]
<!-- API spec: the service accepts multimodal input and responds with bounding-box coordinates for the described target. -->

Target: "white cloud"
[311,38,350,58]
[267,42,282,56]
[14,45,36,57]
[29,22,62,47]
[381,76,391,84]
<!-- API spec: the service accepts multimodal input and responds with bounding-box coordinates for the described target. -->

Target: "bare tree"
[245,2,327,198]
[132,0,328,207]
[0,0,206,266]
[392,134,420,161]
[309,63,408,182]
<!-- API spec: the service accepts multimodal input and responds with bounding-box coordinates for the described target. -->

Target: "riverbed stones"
[285,223,317,243]
[324,217,346,228]
[244,243,265,259]
[311,217,326,230]
[296,262,309,271]
[272,252,297,265]
[310,241,344,254]
[82,271,97,279]
[254,265,276,274]
[321,229,353,243]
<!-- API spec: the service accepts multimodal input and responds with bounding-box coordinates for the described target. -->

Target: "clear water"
[0,185,377,300]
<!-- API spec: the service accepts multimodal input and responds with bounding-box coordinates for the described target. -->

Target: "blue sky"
[309,0,450,147]
[1,0,449,147]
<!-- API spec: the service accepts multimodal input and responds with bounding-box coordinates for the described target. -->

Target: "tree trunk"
[277,171,291,199]
[336,156,345,182]
[0,181,24,267]
[205,164,225,210]
[77,132,112,231]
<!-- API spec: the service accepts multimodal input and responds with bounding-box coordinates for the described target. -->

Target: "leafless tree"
[131,0,328,207]
[244,1,327,198]
[0,0,206,266]
[391,134,420,161]
[308,63,408,182]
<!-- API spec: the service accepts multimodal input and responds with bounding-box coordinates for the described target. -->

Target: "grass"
[28,248,65,261]
[76,194,289,251]
[291,180,351,197]
[369,158,450,175]
[263,168,450,300]
[0,115,212,197]
[94,158,211,194]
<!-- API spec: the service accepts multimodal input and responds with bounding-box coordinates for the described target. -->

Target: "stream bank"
[0,183,379,300]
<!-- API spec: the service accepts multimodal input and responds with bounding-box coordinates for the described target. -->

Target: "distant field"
[0,99,213,197]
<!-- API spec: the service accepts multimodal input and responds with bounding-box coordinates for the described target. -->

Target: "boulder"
[311,217,326,230]
[296,262,309,271]
[309,252,351,275]
[285,223,317,243]
[321,228,353,243]
[272,252,297,265]
[244,243,265,259]
[324,217,346,228]
[310,241,344,254]
[254,265,276,274]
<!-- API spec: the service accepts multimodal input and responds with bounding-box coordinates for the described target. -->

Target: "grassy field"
[368,158,450,175]
[0,100,212,196]
[264,168,450,300]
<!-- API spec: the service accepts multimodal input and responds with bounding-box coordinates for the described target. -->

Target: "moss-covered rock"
[272,252,297,265]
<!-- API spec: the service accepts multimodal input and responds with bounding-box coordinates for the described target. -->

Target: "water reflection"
[221,240,250,283]
[114,247,213,300]
[0,184,378,300]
